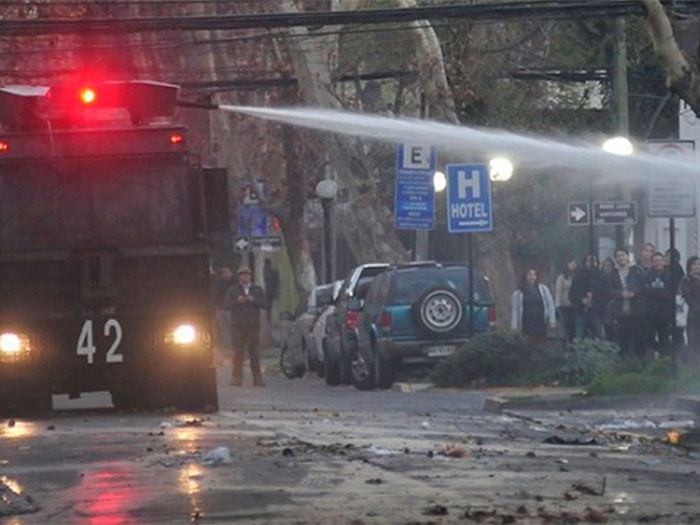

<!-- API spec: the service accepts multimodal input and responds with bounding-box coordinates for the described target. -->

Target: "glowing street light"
[433,171,447,192]
[602,136,634,156]
[488,157,514,182]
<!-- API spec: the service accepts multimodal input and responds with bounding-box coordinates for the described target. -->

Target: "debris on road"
[667,430,700,451]
[201,446,233,465]
[659,420,694,429]
[572,477,606,496]
[544,435,598,446]
[440,444,467,458]
[368,445,393,456]
[0,478,38,517]
[423,504,448,516]
[365,478,383,484]
[421,421,431,430]
[282,447,295,457]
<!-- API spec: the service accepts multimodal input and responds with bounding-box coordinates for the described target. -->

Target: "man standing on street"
[225,266,267,386]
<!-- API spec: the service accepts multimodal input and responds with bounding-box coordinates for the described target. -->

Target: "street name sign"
[446,163,493,233]
[395,143,436,230]
[646,140,696,218]
[568,202,589,226]
[593,201,637,225]
[252,236,282,250]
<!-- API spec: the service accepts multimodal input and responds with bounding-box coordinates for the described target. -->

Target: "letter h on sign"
[446,163,493,233]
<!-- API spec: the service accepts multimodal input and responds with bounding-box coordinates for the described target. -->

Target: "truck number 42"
[76,319,123,364]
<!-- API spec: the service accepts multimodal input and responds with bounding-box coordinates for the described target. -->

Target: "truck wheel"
[155,367,219,413]
[0,383,52,416]
[323,344,341,386]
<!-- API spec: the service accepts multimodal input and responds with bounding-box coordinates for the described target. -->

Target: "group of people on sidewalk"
[512,242,700,367]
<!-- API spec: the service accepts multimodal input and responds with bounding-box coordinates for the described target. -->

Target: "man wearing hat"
[224,265,268,386]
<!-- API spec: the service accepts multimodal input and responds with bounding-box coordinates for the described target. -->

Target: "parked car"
[352,262,496,390]
[279,282,336,379]
[323,263,390,386]
[311,280,343,377]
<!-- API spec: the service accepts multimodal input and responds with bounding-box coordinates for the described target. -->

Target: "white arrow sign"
[234,236,250,252]
[570,206,587,222]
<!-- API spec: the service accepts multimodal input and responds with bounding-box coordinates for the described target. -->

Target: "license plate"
[427,345,456,357]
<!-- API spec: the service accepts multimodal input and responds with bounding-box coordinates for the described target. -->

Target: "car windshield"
[388,267,492,305]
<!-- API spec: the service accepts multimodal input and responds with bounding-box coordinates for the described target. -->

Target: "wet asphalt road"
[1,365,700,524]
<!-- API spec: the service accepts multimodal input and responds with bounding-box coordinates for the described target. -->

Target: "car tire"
[350,348,375,391]
[323,344,341,386]
[412,286,464,335]
[373,345,396,390]
[280,343,305,379]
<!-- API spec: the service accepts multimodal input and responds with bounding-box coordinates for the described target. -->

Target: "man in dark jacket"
[610,248,644,356]
[225,266,268,386]
[641,252,675,358]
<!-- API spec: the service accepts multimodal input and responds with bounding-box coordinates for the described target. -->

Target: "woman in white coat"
[511,269,556,343]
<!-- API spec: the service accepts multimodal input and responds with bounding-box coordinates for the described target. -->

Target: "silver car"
[279,283,336,379]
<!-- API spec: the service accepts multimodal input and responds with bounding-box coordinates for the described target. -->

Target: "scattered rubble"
[0,478,38,517]
[201,446,232,466]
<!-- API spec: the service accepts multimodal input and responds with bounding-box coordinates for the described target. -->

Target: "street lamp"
[316,179,338,283]
[602,136,634,156]
[488,157,514,182]
[433,171,447,192]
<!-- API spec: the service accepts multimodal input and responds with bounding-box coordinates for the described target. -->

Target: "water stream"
[220,105,699,183]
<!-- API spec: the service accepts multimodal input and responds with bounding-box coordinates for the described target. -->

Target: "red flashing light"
[79,87,97,105]
[169,133,184,145]
[0,141,8,153]
[271,217,282,231]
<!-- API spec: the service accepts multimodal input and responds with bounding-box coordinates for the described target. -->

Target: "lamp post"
[316,179,338,283]
[602,136,635,253]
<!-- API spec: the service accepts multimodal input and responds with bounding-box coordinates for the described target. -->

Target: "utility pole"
[613,17,630,251]
[414,94,430,261]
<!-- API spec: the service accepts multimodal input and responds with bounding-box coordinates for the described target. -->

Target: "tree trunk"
[641,0,700,117]
[277,1,409,264]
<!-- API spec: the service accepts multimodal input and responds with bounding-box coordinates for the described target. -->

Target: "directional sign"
[238,204,268,238]
[446,163,493,233]
[568,202,589,226]
[252,236,282,251]
[593,201,637,225]
[234,236,250,253]
[646,140,697,218]
[395,143,436,230]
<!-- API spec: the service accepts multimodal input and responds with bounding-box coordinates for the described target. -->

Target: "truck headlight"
[0,332,32,362]
[163,324,209,348]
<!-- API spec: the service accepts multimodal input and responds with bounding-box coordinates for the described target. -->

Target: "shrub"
[557,338,621,386]
[431,332,621,388]
[431,330,557,387]
[587,357,699,396]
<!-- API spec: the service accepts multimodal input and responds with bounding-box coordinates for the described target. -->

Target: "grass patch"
[586,357,700,396]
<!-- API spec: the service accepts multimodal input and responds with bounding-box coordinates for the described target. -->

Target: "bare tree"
[641,0,700,116]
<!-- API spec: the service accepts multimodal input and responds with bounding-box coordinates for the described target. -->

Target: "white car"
[311,280,343,376]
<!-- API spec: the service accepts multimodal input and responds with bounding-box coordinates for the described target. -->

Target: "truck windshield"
[0,155,195,251]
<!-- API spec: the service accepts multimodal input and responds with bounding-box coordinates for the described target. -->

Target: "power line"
[0,1,656,36]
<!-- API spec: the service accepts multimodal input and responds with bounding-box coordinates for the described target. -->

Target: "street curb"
[391,382,434,393]
[484,393,700,413]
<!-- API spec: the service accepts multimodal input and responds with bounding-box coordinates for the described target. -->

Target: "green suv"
[352,263,496,390]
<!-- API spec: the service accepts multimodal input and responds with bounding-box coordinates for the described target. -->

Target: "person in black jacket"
[224,266,268,386]
[610,248,644,356]
[640,252,674,358]
[681,256,700,370]
[569,253,601,339]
